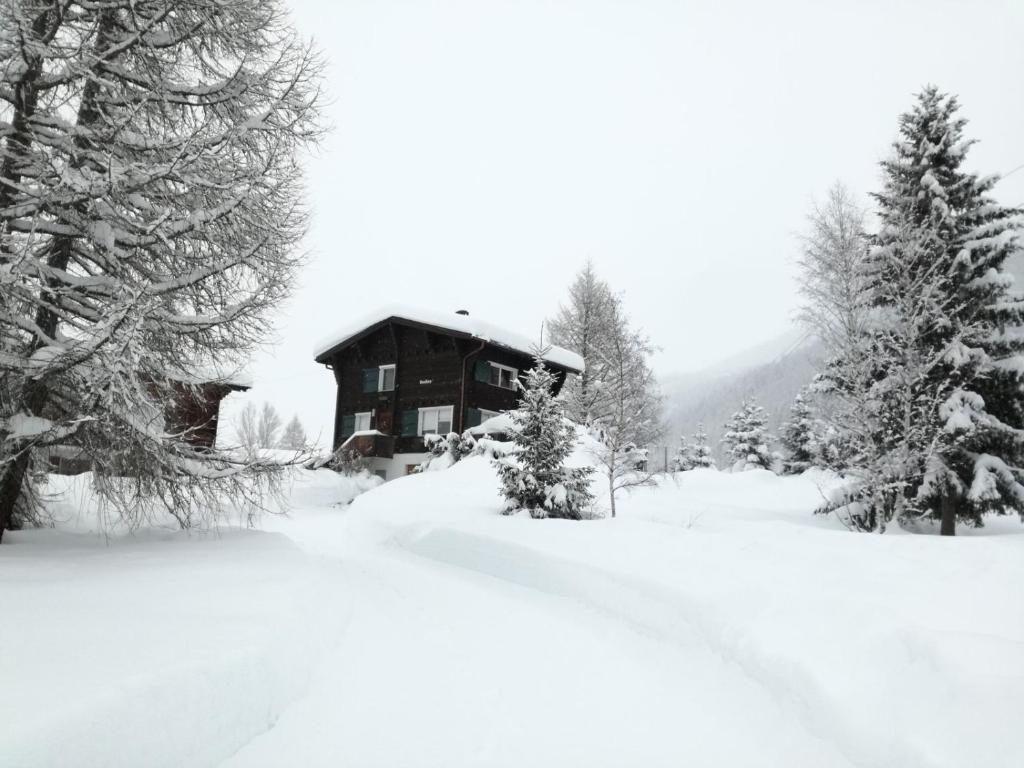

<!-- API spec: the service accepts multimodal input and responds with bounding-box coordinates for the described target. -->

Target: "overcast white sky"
[229,0,1024,448]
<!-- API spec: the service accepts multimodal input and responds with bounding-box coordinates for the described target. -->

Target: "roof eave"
[314,315,583,372]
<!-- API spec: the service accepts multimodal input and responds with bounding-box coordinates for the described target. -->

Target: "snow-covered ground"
[3,461,1023,767]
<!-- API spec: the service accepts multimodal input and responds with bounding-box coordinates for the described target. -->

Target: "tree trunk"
[940,491,957,537]
[608,459,616,518]
[0,11,114,542]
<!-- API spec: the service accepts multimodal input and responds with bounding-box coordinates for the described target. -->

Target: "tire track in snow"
[394,524,934,768]
[222,538,855,768]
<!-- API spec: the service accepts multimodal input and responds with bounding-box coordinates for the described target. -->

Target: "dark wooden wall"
[164,383,232,449]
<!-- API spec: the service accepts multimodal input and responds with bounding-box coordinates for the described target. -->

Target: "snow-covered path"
[220,536,853,768]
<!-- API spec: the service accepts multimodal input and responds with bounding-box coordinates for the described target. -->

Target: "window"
[378,364,396,392]
[466,407,502,429]
[418,405,454,436]
[362,364,396,393]
[354,411,372,432]
[491,363,517,389]
[474,360,518,389]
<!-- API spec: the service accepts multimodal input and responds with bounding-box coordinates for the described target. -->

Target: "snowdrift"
[3,455,1023,767]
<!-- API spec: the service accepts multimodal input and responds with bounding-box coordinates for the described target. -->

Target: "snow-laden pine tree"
[494,356,594,519]
[853,87,1024,534]
[779,389,818,474]
[548,260,619,427]
[279,415,308,451]
[690,424,716,469]
[669,434,695,472]
[722,398,774,472]
[0,2,323,538]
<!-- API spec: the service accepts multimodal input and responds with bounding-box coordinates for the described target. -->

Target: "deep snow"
[2,461,1022,767]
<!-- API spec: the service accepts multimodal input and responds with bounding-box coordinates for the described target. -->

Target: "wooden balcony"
[340,430,395,459]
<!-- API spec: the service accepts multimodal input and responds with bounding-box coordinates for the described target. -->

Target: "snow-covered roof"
[314,305,585,372]
[468,413,516,437]
[340,429,389,449]
[167,365,253,390]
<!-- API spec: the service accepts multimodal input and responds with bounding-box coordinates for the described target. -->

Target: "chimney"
[456,309,469,316]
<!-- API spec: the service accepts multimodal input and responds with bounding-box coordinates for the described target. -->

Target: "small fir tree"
[494,356,594,519]
[669,434,695,472]
[779,390,818,474]
[722,398,774,472]
[690,424,717,469]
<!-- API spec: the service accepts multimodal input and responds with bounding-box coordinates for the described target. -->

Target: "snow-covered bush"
[494,357,594,519]
[323,448,370,476]
[419,431,478,472]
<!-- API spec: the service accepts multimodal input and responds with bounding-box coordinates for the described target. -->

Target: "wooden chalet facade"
[314,308,584,480]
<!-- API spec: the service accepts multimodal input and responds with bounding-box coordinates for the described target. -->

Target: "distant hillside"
[660,330,823,463]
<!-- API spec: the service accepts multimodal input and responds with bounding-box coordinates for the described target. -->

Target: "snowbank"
[1,528,347,768]
[1,467,379,767]
[331,459,1024,768]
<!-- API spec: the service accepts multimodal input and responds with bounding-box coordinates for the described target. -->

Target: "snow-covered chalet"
[314,307,584,480]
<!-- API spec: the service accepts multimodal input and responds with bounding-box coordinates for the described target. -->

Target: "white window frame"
[378,364,396,392]
[418,405,454,436]
[478,408,500,422]
[488,362,518,390]
[353,411,372,432]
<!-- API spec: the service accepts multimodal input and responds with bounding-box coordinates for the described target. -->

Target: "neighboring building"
[42,373,250,475]
[162,375,252,449]
[314,306,584,480]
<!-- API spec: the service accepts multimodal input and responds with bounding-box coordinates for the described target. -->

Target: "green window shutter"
[341,414,356,437]
[400,410,419,437]
[465,407,482,428]
[473,360,491,383]
[362,368,379,393]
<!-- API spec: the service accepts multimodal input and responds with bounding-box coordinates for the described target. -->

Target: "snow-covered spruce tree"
[853,87,1024,534]
[0,2,323,538]
[587,302,663,517]
[690,424,716,469]
[548,260,619,427]
[669,433,694,472]
[779,389,818,474]
[279,415,308,451]
[722,398,774,472]
[494,355,593,519]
